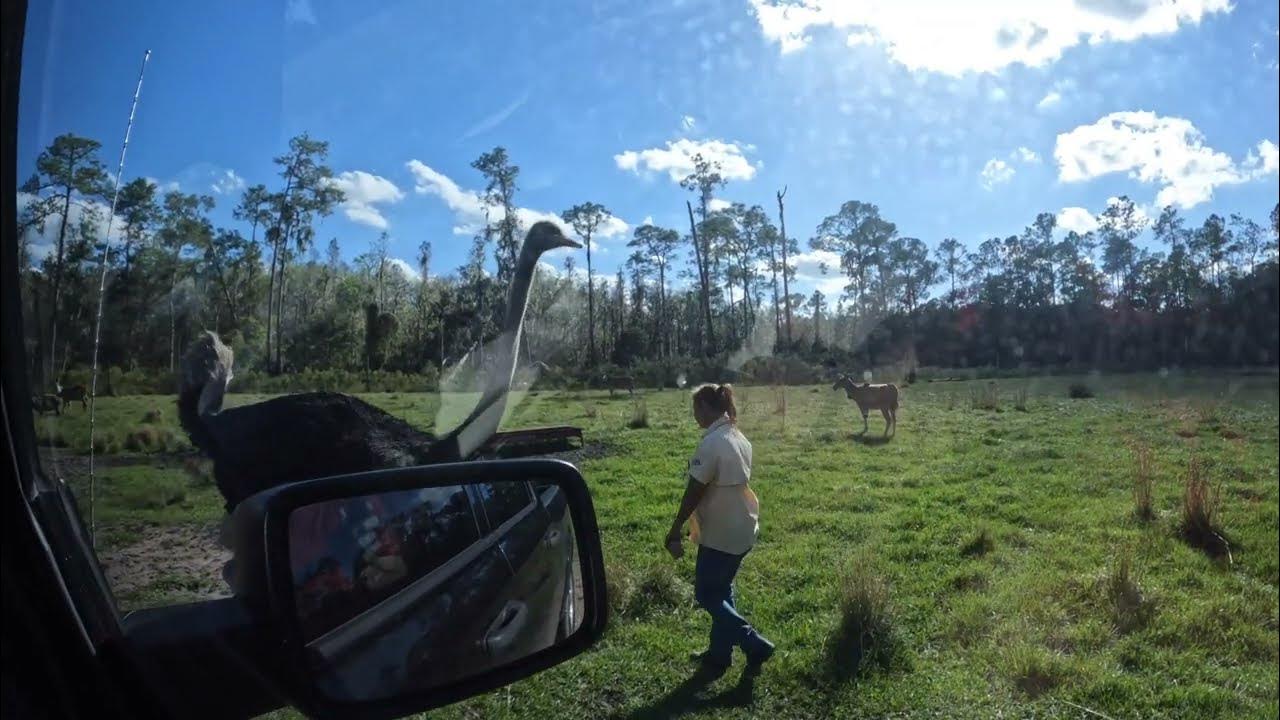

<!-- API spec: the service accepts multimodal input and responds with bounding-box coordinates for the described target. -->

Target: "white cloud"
[211,169,246,196]
[1056,206,1099,235]
[681,115,697,131]
[748,0,1231,75]
[405,160,629,240]
[1036,91,1063,111]
[988,86,1008,103]
[285,0,317,25]
[1055,111,1280,209]
[1012,146,1040,164]
[640,215,656,226]
[326,170,405,230]
[614,138,758,183]
[980,158,1015,190]
[789,249,848,296]
[18,192,127,266]
[173,163,246,197]
[707,198,732,213]
[846,29,876,46]
[1103,195,1151,227]
[143,176,180,194]
[386,258,421,282]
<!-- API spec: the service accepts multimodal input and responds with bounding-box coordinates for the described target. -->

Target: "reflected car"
[288,479,579,702]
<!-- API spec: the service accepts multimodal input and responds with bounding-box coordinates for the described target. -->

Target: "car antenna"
[86,49,152,548]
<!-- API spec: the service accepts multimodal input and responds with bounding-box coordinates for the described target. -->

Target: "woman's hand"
[665,529,684,560]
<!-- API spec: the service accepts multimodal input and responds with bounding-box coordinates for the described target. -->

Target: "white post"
[86,49,151,548]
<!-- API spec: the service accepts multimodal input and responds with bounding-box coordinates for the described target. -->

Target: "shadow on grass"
[616,666,756,720]
[850,433,893,447]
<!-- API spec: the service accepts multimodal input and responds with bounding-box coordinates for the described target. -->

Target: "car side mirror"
[222,459,607,719]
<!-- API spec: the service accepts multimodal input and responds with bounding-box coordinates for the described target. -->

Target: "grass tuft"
[1105,551,1154,634]
[1131,442,1155,522]
[969,382,1000,411]
[37,426,68,447]
[1005,645,1068,698]
[1068,382,1095,399]
[1179,457,1231,561]
[1013,386,1029,412]
[141,408,164,424]
[824,554,903,680]
[124,425,181,453]
[607,560,688,619]
[627,398,650,429]
[91,431,120,455]
[960,525,995,557]
[582,403,599,419]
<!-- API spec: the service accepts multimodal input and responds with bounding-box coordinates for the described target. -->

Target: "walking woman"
[665,383,775,675]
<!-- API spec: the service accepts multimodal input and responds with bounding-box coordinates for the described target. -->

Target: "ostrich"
[179,222,581,511]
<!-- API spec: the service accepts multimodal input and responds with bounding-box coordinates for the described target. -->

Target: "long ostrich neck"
[427,242,542,461]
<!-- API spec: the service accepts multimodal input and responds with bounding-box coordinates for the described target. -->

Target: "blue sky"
[18,0,1280,297]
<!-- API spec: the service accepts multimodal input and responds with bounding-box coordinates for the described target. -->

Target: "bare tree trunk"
[687,201,716,355]
[776,187,793,346]
[48,187,75,381]
[265,238,278,371]
[658,262,667,358]
[585,232,596,365]
[275,254,289,373]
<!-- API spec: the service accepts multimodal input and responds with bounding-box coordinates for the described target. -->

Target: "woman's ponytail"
[693,382,737,422]
[718,384,737,421]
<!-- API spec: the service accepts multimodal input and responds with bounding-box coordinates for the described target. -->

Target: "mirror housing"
[222,459,607,719]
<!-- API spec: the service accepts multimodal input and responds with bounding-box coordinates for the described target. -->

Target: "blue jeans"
[694,545,767,665]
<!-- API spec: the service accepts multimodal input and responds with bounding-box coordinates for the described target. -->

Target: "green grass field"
[38,372,1280,718]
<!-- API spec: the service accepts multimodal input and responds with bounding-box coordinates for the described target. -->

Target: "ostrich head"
[181,331,234,416]
[521,221,582,257]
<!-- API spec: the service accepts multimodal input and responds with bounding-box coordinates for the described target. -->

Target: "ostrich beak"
[558,237,584,250]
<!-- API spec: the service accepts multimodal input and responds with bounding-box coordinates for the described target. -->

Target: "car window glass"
[290,485,480,641]
[475,482,532,531]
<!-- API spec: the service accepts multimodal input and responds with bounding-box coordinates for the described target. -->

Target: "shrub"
[1067,382,1094,399]
[1180,457,1231,561]
[825,554,902,680]
[140,408,164,424]
[627,398,649,429]
[582,404,598,419]
[969,382,1000,411]
[961,525,995,557]
[1131,443,1155,522]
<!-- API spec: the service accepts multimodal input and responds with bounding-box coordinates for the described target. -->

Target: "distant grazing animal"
[833,375,898,437]
[179,222,581,511]
[32,394,62,416]
[55,382,88,412]
[603,375,635,397]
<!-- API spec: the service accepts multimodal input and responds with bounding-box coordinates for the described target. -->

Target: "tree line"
[16,131,1280,394]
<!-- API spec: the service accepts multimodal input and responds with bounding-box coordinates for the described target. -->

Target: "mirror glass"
[287,478,585,702]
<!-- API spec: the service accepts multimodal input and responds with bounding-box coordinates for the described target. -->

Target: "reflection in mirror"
[288,479,584,702]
